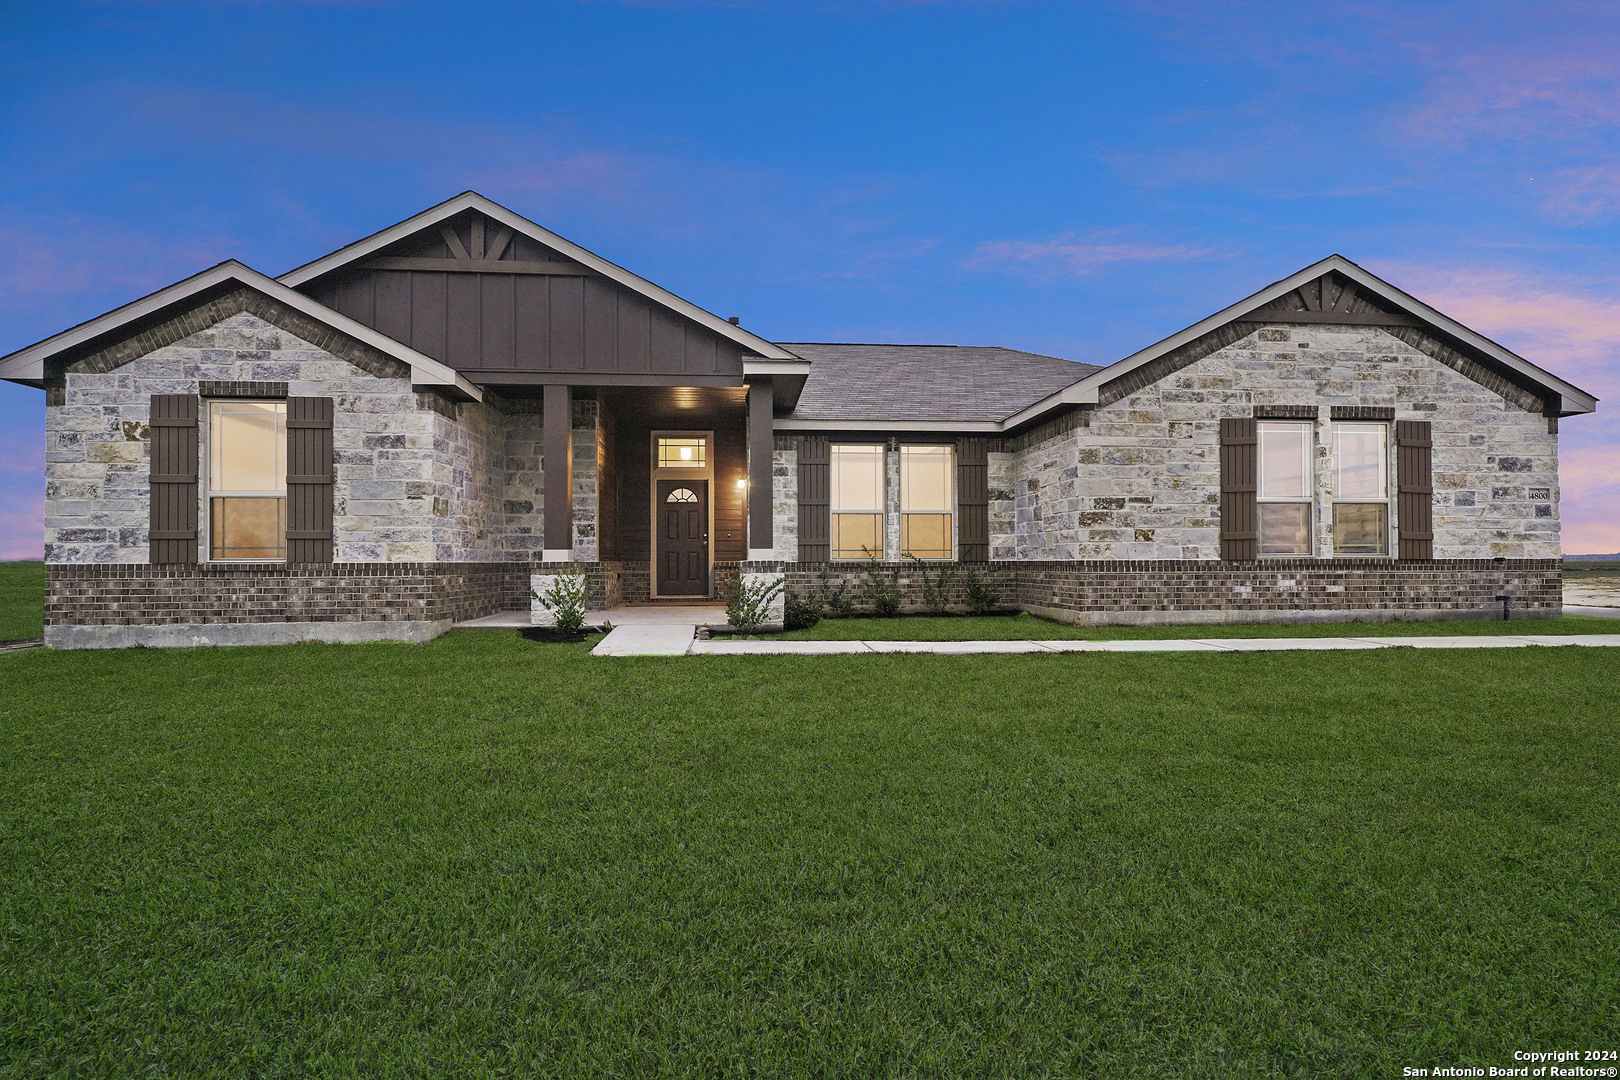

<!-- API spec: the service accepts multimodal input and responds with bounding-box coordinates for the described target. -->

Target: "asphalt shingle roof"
[779,343,1103,423]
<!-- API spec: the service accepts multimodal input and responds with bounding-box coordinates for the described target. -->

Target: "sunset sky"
[0,0,1615,553]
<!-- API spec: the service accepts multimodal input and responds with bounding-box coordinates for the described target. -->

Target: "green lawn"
[2,575,1617,1075]
[0,561,44,640]
[772,610,1617,640]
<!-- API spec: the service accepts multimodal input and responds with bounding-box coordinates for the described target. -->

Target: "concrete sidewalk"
[591,629,1620,657]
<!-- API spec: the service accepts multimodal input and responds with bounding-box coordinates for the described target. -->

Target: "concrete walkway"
[588,630,1620,657]
[456,604,731,632]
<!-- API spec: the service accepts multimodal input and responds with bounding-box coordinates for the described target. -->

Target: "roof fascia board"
[278,192,802,362]
[0,261,482,402]
[742,358,812,377]
[774,418,1003,433]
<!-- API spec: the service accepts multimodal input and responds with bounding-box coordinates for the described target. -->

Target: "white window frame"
[830,443,886,561]
[899,444,955,560]
[203,398,288,563]
[1257,420,1314,557]
[1330,421,1392,557]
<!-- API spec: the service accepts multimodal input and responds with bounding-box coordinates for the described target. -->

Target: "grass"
[2,569,1618,1075]
[0,561,44,640]
[773,610,1617,641]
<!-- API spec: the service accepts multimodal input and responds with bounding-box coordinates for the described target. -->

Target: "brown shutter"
[956,436,989,562]
[1219,417,1259,561]
[797,435,829,562]
[149,394,199,564]
[1396,420,1433,560]
[286,397,335,563]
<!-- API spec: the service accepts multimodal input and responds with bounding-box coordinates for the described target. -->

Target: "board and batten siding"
[304,220,745,381]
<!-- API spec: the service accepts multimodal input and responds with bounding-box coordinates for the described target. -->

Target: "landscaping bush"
[861,556,902,618]
[817,572,857,619]
[905,553,955,615]
[783,594,821,631]
[962,571,1001,616]
[722,575,786,634]
[531,568,589,634]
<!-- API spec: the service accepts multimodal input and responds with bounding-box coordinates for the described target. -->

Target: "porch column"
[747,380,775,561]
[542,384,573,562]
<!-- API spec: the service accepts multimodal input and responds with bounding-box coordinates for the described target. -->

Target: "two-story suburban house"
[0,193,1597,647]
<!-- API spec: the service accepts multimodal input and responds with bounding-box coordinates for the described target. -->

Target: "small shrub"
[904,553,955,615]
[723,576,786,634]
[861,553,903,618]
[783,595,821,631]
[962,571,1001,616]
[531,568,589,634]
[818,572,857,619]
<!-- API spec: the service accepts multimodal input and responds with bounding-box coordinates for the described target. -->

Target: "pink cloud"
[1376,261,1620,554]
[0,215,233,310]
[967,229,1221,279]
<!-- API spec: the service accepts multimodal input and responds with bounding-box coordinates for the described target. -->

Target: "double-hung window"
[1332,422,1389,555]
[830,444,884,559]
[208,400,287,560]
[1258,421,1313,556]
[900,445,953,559]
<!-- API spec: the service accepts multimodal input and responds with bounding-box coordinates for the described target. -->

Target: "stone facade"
[990,324,1559,562]
[772,446,798,561]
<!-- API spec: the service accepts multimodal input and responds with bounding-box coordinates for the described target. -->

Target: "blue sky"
[1,0,1616,552]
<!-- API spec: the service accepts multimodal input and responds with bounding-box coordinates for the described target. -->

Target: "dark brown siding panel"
[1397,420,1434,560]
[956,436,990,562]
[686,329,717,375]
[714,427,747,562]
[149,394,199,565]
[286,397,335,563]
[514,275,549,368]
[583,277,617,371]
[445,273,482,370]
[410,272,447,360]
[797,435,830,562]
[549,276,585,370]
[373,271,413,346]
[480,275,515,370]
[619,302,650,373]
[649,309,685,375]
[1219,417,1259,561]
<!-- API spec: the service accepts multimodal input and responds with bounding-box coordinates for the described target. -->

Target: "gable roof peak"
[278,193,800,361]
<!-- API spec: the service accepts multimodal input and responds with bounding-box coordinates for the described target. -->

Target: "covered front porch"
[493,379,781,606]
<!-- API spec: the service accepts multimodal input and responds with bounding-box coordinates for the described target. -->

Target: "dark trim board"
[360,258,596,276]
[455,371,745,388]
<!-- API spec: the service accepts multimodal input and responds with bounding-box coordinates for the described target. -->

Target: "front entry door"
[657,480,709,596]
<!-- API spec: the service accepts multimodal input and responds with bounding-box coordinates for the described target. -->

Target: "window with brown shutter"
[1396,420,1434,560]
[1219,417,1259,560]
[149,394,200,564]
[956,437,989,563]
[796,435,829,562]
[286,396,335,563]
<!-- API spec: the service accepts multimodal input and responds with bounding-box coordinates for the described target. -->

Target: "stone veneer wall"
[747,558,1561,625]
[45,311,513,565]
[990,324,1559,562]
[772,446,798,561]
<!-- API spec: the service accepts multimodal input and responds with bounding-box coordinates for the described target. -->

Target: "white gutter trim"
[742,357,812,377]
[277,192,802,362]
[774,418,1003,433]
[0,261,482,402]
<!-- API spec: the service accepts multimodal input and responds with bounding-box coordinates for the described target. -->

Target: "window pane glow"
[1333,424,1386,499]
[1258,422,1311,499]
[210,497,286,560]
[210,401,285,494]
[1259,503,1311,556]
[901,446,952,512]
[657,437,706,469]
[831,445,883,512]
[902,513,951,559]
[832,513,882,560]
[1333,503,1388,555]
